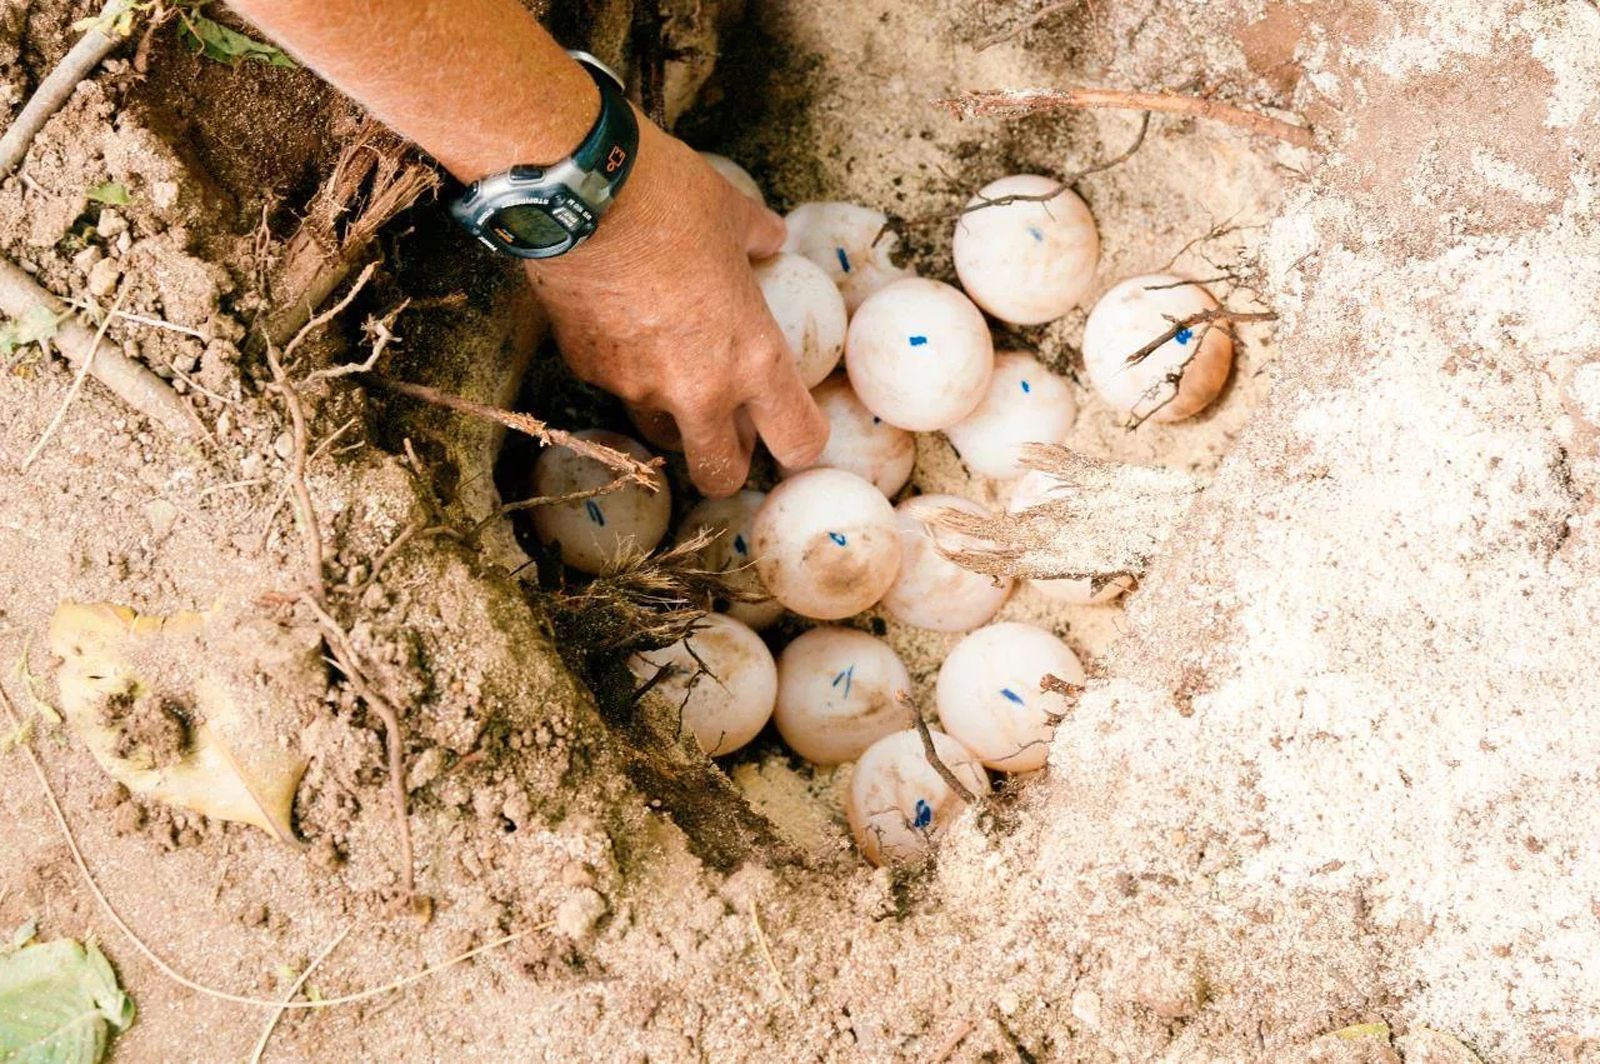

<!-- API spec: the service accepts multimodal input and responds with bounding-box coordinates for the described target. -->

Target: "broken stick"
[0,257,196,438]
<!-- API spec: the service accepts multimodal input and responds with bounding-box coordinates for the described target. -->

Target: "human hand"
[525,117,828,496]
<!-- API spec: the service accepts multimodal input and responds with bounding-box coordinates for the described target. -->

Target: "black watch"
[448,51,639,259]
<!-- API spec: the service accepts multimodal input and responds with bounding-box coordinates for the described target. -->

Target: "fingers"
[627,403,683,452]
[742,341,829,470]
[739,194,787,259]
[678,402,756,498]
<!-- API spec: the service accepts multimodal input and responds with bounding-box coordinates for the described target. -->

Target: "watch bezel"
[447,52,637,261]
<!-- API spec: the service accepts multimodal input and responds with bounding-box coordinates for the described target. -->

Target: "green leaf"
[0,306,64,361]
[0,939,134,1064]
[85,183,130,207]
[180,15,297,68]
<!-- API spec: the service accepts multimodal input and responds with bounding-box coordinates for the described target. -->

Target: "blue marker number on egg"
[1020,379,1032,394]
[584,500,606,527]
[1174,326,1194,345]
[912,798,932,829]
[1000,687,1024,706]
[733,533,748,555]
[1026,225,1045,243]
[828,531,848,546]
[831,664,856,699]
[836,247,852,273]
[908,335,928,347]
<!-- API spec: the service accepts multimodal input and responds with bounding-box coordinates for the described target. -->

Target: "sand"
[1,0,1598,1061]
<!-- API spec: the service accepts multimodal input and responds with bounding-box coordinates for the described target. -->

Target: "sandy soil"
[1,0,1599,1062]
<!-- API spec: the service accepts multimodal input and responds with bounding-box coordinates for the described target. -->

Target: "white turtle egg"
[774,627,911,765]
[1082,274,1234,423]
[944,351,1077,480]
[778,375,915,497]
[881,496,1013,632]
[699,152,764,204]
[935,621,1085,772]
[953,175,1099,325]
[529,430,669,575]
[1007,470,1133,605]
[627,614,777,756]
[751,468,902,620]
[845,278,994,432]
[782,201,915,312]
[754,253,848,388]
[846,728,989,867]
[677,491,784,630]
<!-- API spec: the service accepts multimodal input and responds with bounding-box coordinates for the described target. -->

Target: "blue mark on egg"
[1026,226,1045,243]
[584,500,606,527]
[872,416,882,424]
[1020,379,1032,394]
[912,799,932,829]
[831,664,856,698]
[836,247,852,273]
[733,533,748,555]
[1175,326,1194,345]
[908,335,928,347]
[828,531,848,546]
[1000,687,1025,706]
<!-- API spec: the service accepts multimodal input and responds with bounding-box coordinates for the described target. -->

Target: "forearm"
[226,0,598,183]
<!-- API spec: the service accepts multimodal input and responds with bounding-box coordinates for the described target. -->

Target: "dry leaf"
[48,602,319,843]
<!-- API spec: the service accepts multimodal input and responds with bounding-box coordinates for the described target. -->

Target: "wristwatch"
[448,51,639,259]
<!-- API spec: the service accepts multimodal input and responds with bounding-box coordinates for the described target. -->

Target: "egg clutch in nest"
[512,152,1250,869]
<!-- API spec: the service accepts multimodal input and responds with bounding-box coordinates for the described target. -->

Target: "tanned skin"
[228,0,828,496]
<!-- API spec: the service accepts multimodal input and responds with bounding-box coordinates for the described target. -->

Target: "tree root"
[938,86,1316,149]
[0,0,123,176]
[0,256,197,439]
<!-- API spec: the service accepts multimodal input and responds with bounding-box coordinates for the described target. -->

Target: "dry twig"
[374,377,663,485]
[247,924,355,1064]
[300,595,416,907]
[938,86,1315,148]
[1121,307,1276,368]
[958,111,1151,223]
[0,0,123,175]
[898,692,980,805]
[0,257,195,437]
[749,902,797,1015]
[21,285,126,470]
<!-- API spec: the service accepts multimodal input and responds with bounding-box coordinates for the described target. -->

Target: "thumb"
[740,196,787,259]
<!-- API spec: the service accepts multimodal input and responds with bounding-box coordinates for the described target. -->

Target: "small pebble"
[86,257,121,297]
[555,888,608,941]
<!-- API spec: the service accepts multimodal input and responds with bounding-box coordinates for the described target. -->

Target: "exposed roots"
[938,86,1316,148]
[546,530,758,659]
[260,117,440,349]
[924,444,1202,585]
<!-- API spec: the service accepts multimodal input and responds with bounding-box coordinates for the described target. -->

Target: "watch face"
[487,203,574,254]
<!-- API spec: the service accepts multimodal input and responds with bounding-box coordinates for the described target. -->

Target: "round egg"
[952,175,1099,325]
[751,468,902,620]
[881,496,1013,632]
[774,627,911,765]
[944,351,1077,480]
[529,430,670,575]
[778,375,915,497]
[1007,470,1133,606]
[627,614,777,756]
[783,201,915,312]
[935,621,1085,773]
[846,728,989,867]
[677,490,784,630]
[754,253,848,388]
[700,152,764,204]
[1082,274,1234,424]
[845,278,995,432]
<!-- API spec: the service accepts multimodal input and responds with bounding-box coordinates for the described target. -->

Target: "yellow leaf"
[48,601,319,843]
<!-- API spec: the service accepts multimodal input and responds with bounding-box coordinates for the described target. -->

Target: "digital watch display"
[448,51,639,259]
